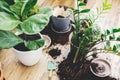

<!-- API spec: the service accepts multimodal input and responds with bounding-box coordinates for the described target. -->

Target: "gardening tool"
[48,61,57,80]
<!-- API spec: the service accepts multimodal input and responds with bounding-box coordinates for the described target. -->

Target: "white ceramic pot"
[12,47,43,66]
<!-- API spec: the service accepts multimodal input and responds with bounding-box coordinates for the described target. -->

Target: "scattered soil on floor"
[57,58,117,80]
[48,48,61,59]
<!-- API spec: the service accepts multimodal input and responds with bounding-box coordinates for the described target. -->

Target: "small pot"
[51,5,72,33]
[90,58,111,77]
[0,63,3,80]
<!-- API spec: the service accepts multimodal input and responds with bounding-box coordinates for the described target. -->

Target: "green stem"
[73,38,84,63]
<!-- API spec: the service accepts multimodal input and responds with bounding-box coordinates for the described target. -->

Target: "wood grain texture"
[0,0,120,80]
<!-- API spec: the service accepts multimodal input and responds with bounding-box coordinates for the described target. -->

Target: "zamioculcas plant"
[72,0,112,63]
[57,0,114,79]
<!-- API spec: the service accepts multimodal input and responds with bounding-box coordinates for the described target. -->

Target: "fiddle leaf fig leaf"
[21,14,49,34]
[0,12,20,30]
[0,0,12,12]
[10,0,28,16]
[38,7,52,17]
[24,38,45,50]
[0,30,23,48]
[22,0,37,16]
[0,0,19,19]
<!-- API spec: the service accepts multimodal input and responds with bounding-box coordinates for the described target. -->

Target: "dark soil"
[14,34,41,51]
[48,48,61,59]
[41,21,73,45]
[57,44,116,80]
[57,58,116,80]
[91,63,105,74]
[19,33,41,41]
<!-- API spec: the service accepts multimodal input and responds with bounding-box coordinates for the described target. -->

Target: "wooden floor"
[0,0,120,80]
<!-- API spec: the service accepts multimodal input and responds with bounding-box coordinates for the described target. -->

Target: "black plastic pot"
[51,15,71,33]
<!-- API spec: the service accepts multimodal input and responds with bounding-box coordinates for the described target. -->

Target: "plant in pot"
[0,0,52,66]
[57,0,114,79]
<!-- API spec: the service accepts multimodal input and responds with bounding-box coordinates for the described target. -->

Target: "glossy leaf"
[10,0,28,16]
[0,12,20,30]
[109,36,114,40]
[116,36,120,41]
[22,0,37,16]
[0,30,23,48]
[0,0,11,12]
[79,9,90,13]
[106,41,110,48]
[38,7,52,17]
[21,14,49,34]
[25,38,45,50]
[79,3,86,6]
[113,45,117,52]
[106,29,110,35]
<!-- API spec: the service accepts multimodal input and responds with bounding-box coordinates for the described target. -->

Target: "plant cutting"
[0,0,52,66]
[57,0,117,79]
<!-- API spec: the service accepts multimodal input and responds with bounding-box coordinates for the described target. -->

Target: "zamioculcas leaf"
[117,36,120,41]
[0,12,20,30]
[79,9,90,13]
[109,36,114,40]
[79,3,86,6]
[21,14,49,34]
[113,45,117,52]
[0,30,23,48]
[106,41,110,48]
[112,28,118,33]
[24,38,45,50]
[106,29,110,35]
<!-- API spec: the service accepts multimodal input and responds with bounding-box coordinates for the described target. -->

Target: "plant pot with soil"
[50,5,73,33]
[57,0,115,79]
[0,0,52,66]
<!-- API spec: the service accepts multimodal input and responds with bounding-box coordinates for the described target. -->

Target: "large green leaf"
[0,30,23,48]
[22,0,37,16]
[24,38,45,50]
[38,7,52,17]
[20,14,49,34]
[0,0,11,12]
[0,12,20,30]
[10,0,28,16]
[0,0,19,19]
